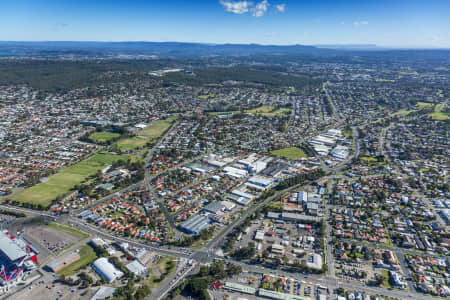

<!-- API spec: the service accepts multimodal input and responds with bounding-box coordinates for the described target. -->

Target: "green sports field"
[10,153,132,207]
[429,104,449,121]
[116,117,176,151]
[271,147,308,159]
[208,105,291,117]
[88,131,120,143]
[415,102,449,121]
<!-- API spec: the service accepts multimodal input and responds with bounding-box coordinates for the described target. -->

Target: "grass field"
[245,105,291,116]
[271,147,308,159]
[198,94,216,99]
[89,131,120,143]
[208,110,240,116]
[116,117,176,151]
[359,156,386,168]
[415,102,434,109]
[429,104,449,121]
[208,105,291,117]
[381,270,393,288]
[58,245,97,276]
[11,153,132,207]
[415,102,449,120]
[375,78,396,82]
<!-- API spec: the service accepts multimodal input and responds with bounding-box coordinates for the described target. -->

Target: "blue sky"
[1,0,449,47]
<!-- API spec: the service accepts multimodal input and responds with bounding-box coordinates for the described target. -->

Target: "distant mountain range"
[0,41,343,57]
[0,41,448,58]
[314,44,379,50]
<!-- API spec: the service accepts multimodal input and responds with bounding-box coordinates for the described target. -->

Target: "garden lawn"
[271,147,308,159]
[58,245,97,276]
[11,153,132,207]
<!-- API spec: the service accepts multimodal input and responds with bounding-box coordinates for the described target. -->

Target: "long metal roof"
[0,231,27,262]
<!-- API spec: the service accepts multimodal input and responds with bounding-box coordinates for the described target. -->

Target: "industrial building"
[46,252,80,272]
[92,258,124,283]
[247,176,274,188]
[202,201,226,215]
[179,214,210,234]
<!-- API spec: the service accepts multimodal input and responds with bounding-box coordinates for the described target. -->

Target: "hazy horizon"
[1,0,449,48]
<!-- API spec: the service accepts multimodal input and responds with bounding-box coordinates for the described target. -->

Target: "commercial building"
[202,201,226,215]
[92,258,124,283]
[390,271,407,289]
[306,253,323,270]
[258,288,310,300]
[220,200,236,211]
[125,260,146,277]
[47,252,81,272]
[179,214,210,234]
[247,176,274,188]
[271,244,285,254]
[223,282,256,294]
[330,145,349,160]
[223,166,248,179]
[91,286,116,300]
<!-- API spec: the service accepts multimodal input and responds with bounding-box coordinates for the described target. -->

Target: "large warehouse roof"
[93,257,123,283]
[0,231,27,262]
[180,214,210,234]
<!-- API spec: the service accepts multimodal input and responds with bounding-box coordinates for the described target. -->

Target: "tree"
[185,278,208,299]
[374,274,384,286]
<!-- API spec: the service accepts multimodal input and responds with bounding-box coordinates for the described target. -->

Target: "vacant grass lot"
[271,147,308,159]
[11,153,132,207]
[116,117,176,151]
[58,245,97,276]
[89,131,120,143]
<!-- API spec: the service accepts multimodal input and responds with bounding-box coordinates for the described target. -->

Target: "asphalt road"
[0,115,440,300]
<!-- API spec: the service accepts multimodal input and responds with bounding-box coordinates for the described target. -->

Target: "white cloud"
[353,20,369,27]
[220,0,253,14]
[252,0,270,17]
[275,4,286,12]
[220,0,279,17]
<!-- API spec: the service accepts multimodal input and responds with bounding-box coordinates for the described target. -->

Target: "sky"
[1,0,449,48]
